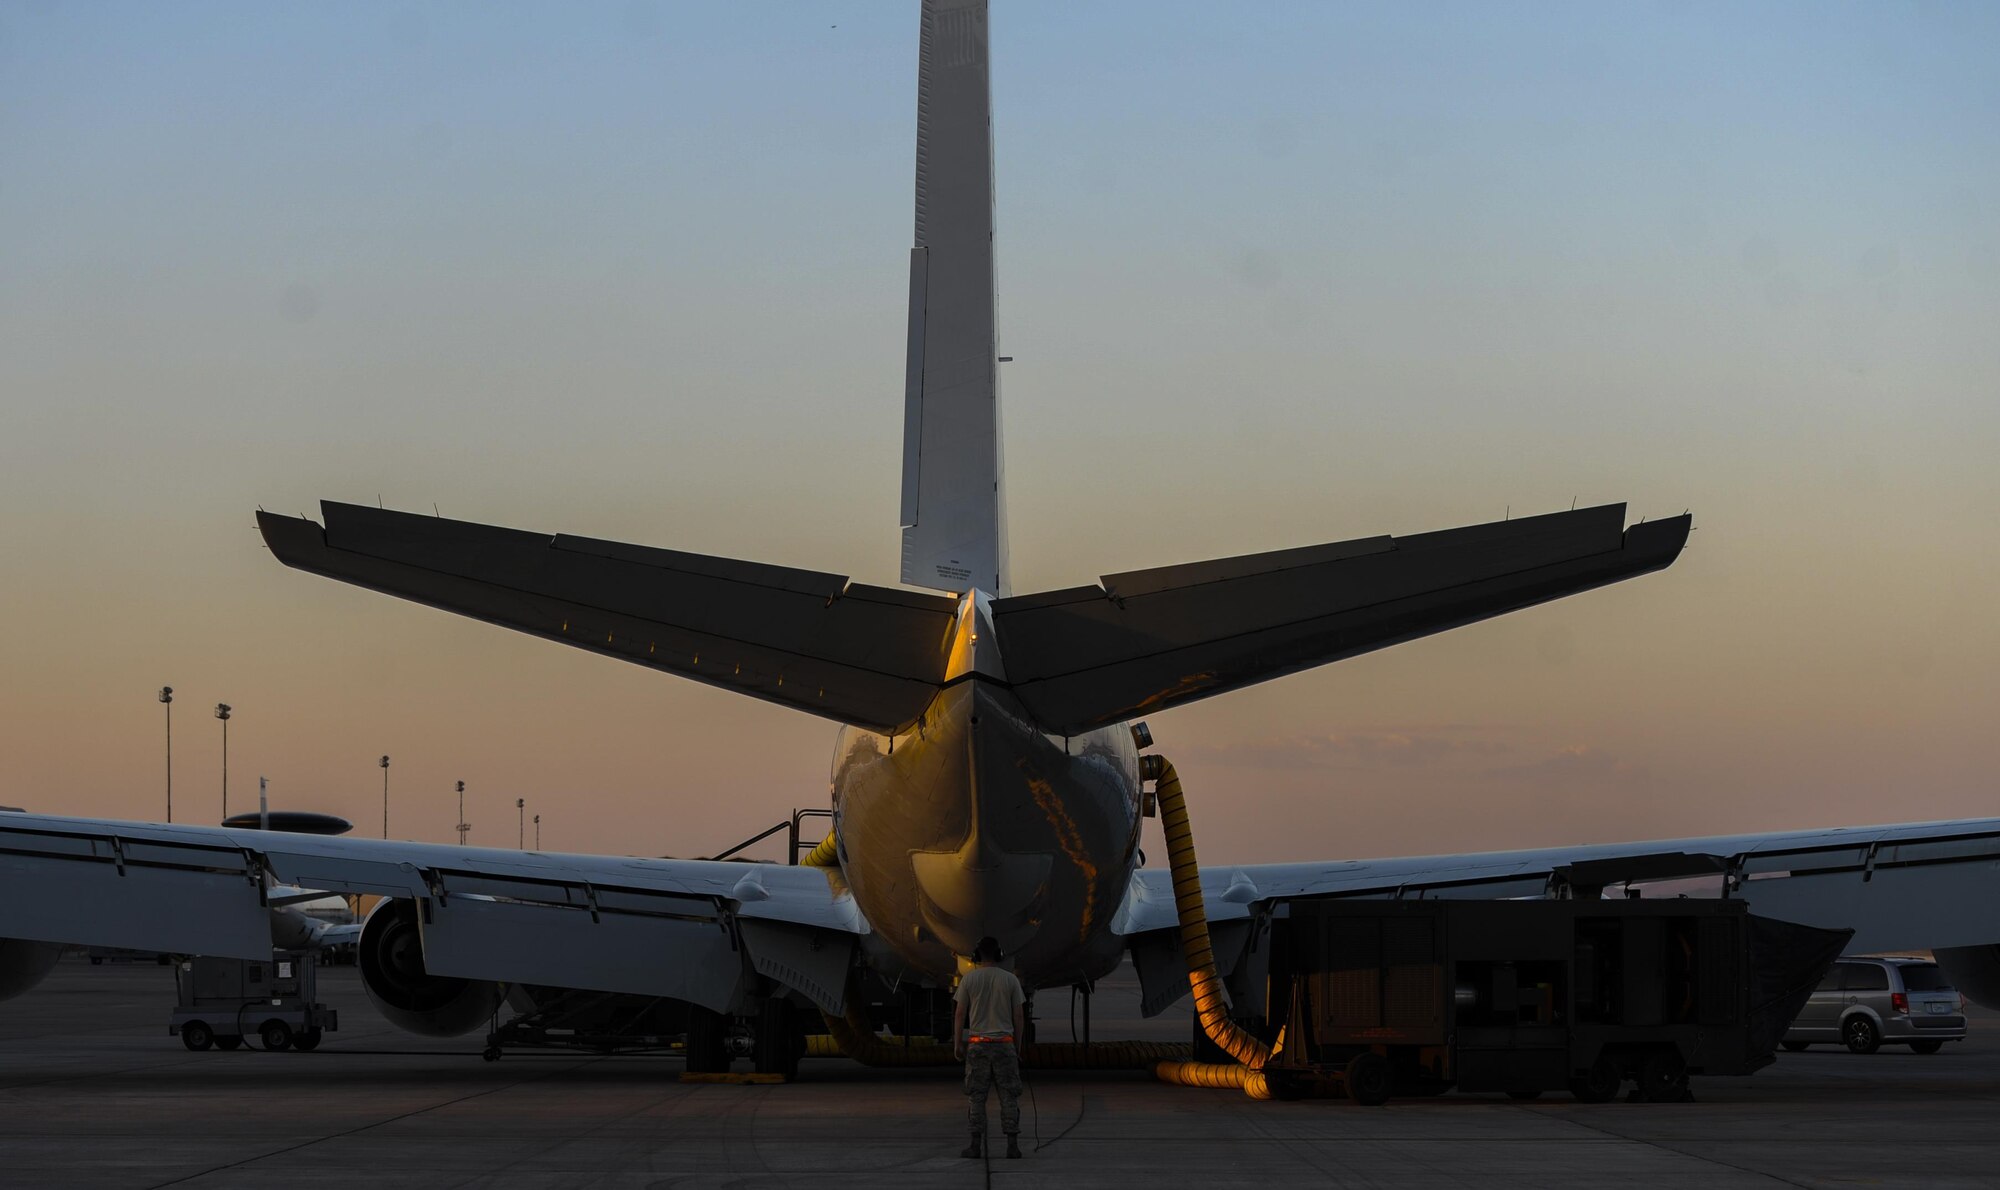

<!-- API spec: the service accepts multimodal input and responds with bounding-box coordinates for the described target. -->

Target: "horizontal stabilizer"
[990,504,1690,735]
[259,504,957,733]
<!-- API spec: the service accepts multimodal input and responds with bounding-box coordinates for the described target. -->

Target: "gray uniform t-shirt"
[955,965,1025,1036]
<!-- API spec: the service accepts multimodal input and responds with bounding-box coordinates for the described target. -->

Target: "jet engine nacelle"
[357,898,503,1036]
[0,937,63,1003]
[1933,945,2000,1011]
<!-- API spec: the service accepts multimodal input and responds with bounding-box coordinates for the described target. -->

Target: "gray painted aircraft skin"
[7,0,2000,1026]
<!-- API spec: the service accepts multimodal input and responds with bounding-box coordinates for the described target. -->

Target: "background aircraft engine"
[0,937,63,1002]
[1933,945,2000,1011]
[357,899,503,1036]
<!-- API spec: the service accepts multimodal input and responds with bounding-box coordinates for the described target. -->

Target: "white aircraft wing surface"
[1119,816,2000,956]
[0,812,865,1014]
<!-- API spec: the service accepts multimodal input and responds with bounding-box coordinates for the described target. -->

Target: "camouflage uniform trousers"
[963,1040,1023,1133]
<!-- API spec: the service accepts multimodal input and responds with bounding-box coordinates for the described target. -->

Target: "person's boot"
[960,1131,982,1159]
[1005,1133,1023,1159]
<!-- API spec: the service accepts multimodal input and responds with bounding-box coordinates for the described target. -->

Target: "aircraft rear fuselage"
[831,678,1140,991]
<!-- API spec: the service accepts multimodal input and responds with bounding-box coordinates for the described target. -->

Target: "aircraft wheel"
[260,1020,294,1052]
[1842,1017,1880,1055]
[754,998,802,1079]
[215,1036,242,1052]
[292,1028,323,1052]
[1781,1041,1809,1052]
[180,1022,214,1052]
[1568,1055,1621,1103]
[1343,1052,1392,1106]
[1910,1040,1944,1055]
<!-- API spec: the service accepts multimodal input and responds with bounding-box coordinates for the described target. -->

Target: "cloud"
[1175,724,1516,772]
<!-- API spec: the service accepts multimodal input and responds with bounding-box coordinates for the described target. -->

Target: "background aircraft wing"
[258,503,957,734]
[0,811,865,1014]
[1117,816,2000,956]
[990,504,1689,735]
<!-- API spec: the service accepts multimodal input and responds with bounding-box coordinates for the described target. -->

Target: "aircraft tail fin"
[899,0,1008,596]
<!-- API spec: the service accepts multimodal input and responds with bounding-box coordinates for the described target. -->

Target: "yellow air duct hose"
[801,832,839,868]
[1145,753,1279,1099]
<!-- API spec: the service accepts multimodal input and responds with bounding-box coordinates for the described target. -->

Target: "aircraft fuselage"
[830,592,1141,989]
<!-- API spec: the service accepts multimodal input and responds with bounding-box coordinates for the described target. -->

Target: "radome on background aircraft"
[6,0,2000,1033]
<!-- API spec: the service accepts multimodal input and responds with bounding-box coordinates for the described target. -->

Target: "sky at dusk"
[3,2,1997,865]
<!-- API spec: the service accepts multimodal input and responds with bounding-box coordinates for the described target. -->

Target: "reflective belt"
[968,1033,1014,1045]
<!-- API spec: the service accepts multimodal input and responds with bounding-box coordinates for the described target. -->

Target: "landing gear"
[685,1004,730,1073]
[754,998,803,1079]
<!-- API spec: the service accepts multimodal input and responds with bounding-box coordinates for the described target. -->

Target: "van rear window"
[1900,964,1954,992]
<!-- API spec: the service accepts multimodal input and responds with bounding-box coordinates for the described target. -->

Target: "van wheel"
[1842,1017,1880,1055]
[1781,1041,1809,1052]
[1909,1040,1944,1055]
[180,1021,214,1052]
[1568,1056,1621,1103]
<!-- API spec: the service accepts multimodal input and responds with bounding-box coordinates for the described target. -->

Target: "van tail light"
[1890,992,1909,1015]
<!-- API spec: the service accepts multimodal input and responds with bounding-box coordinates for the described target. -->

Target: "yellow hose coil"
[1150,755,1272,1067]
[801,833,839,868]
[1144,754,1283,1098]
[1154,1059,1274,1099]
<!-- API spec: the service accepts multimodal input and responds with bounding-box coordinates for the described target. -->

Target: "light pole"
[516,798,525,849]
[379,755,390,839]
[455,780,468,846]
[533,814,541,850]
[214,704,232,819]
[158,687,174,823]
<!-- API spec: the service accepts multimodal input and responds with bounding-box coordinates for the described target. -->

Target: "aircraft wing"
[0,812,866,1014]
[991,504,1689,735]
[1117,816,2000,956]
[257,504,957,734]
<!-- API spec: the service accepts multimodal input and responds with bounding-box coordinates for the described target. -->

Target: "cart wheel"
[1505,1090,1543,1101]
[1781,1041,1809,1052]
[1638,1049,1689,1103]
[215,1036,242,1052]
[1343,1052,1392,1106]
[1568,1055,1621,1103]
[292,1028,323,1053]
[482,1046,502,1062]
[260,1019,294,1052]
[181,1021,214,1052]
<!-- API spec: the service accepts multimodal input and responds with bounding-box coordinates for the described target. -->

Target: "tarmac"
[3,957,1997,1189]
